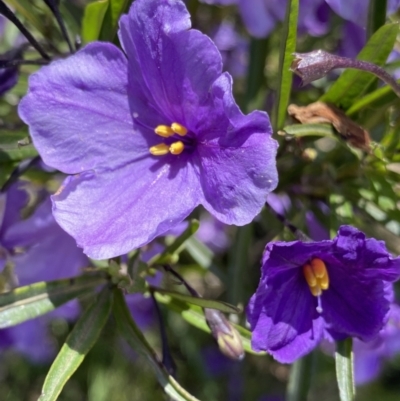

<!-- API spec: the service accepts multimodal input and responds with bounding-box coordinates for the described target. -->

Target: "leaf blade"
[152,287,240,314]
[0,273,107,328]
[38,287,113,401]
[275,0,299,129]
[113,288,201,401]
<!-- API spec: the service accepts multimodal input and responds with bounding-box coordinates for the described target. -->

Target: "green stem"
[286,352,316,401]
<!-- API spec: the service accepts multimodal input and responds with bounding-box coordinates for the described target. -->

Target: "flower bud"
[204,308,244,360]
[291,50,339,86]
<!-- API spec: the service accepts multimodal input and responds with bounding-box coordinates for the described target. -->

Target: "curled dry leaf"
[288,101,371,152]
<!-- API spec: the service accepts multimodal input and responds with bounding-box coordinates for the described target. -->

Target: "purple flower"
[19,0,278,260]
[247,225,400,363]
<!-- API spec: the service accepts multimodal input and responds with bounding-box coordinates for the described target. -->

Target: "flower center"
[149,123,188,156]
[302,258,329,297]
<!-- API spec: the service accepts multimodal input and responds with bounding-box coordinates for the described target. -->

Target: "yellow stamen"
[171,122,188,136]
[149,143,169,156]
[310,285,322,297]
[155,125,174,138]
[319,271,329,290]
[169,141,184,155]
[310,258,327,278]
[303,258,329,296]
[303,264,317,287]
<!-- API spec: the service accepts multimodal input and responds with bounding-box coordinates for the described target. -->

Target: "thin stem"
[42,0,74,53]
[286,352,316,401]
[0,1,50,60]
[333,56,400,98]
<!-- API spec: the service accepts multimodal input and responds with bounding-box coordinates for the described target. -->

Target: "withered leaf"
[288,101,371,152]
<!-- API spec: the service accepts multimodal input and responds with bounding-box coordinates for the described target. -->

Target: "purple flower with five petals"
[19,0,278,260]
[247,225,400,363]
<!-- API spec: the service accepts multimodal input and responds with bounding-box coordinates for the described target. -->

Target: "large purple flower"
[247,226,400,363]
[19,0,278,260]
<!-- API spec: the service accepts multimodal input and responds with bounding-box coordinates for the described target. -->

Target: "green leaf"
[321,23,399,109]
[38,287,113,401]
[81,0,109,43]
[346,81,400,116]
[275,0,299,129]
[113,288,201,401]
[0,273,107,328]
[282,123,337,138]
[151,287,241,314]
[154,291,259,355]
[367,0,387,39]
[99,0,130,41]
[335,338,355,401]
[0,131,38,162]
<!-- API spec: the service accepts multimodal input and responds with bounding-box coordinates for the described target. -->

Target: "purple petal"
[238,0,281,38]
[18,42,136,174]
[334,226,400,282]
[119,0,223,129]
[325,0,368,25]
[247,268,324,363]
[321,259,389,341]
[198,73,278,225]
[52,162,201,259]
[0,183,28,243]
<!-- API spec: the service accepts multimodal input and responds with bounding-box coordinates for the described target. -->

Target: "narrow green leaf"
[151,287,241,314]
[38,287,113,401]
[113,288,201,401]
[321,23,399,109]
[335,338,355,401]
[81,0,109,43]
[286,353,316,401]
[346,81,400,116]
[154,292,259,355]
[282,123,337,138]
[275,0,299,129]
[0,273,107,328]
[99,0,130,41]
[367,0,387,39]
